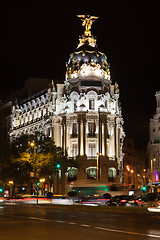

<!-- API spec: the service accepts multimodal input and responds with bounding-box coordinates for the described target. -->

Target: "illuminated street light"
[30,142,35,147]
[8,181,14,185]
[40,178,45,183]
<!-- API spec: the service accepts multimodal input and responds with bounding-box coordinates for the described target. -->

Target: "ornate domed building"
[10,15,125,193]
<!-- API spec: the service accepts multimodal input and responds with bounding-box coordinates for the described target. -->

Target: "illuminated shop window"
[86,167,97,179]
[68,167,77,181]
[108,167,117,182]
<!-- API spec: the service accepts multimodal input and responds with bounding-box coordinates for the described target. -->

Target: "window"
[68,167,77,181]
[88,143,96,157]
[108,167,117,182]
[86,167,97,179]
[88,122,96,137]
[74,99,77,111]
[72,123,78,137]
[89,99,95,110]
[105,100,108,109]
[153,128,155,132]
[72,143,78,157]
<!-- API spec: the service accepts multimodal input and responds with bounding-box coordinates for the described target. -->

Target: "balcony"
[71,133,78,138]
[87,133,96,138]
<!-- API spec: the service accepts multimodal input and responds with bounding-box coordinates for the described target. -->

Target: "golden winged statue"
[77,15,99,36]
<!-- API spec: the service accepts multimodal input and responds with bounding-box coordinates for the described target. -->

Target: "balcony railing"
[87,133,96,138]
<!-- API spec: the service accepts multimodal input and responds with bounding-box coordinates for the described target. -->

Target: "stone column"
[83,119,86,156]
[64,121,67,154]
[104,120,107,156]
[51,126,54,141]
[99,118,102,154]
[80,120,83,156]
[114,118,117,161]
[78,117,81,156]
[117,127,120,164]
[62,122,65,150]
[102,122,104,156]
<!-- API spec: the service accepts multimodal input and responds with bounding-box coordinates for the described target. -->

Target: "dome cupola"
[65,15,111,93]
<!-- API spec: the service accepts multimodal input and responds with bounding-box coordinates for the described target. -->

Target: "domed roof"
[65,15,111,89]
[67,41,108,73]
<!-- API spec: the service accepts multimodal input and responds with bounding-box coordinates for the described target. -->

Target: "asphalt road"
[0,205,160,240]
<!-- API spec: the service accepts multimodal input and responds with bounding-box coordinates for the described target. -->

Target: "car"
[106,201,118,206]
[111,195,140,207]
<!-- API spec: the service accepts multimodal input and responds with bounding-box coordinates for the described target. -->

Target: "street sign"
[34,186,40,191]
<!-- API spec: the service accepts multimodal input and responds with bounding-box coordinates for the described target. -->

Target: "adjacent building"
[123,137,146,188]
[148,91,160,183]
[10,16,125,193]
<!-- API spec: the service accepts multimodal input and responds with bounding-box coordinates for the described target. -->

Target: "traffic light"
[0,187,3,194]
[36,182,40,186]
[56,162,61,169]
[142,185,147,193]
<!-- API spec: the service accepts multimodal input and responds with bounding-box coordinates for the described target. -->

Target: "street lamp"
[8,181,14,198]
[126,165,130,185]
[8,181,14,185]
[97,152,102,181]
[30,142,34,147]
[130,170,134,185]
[151,158,156,192]
[40,178,45,196]
[30,141,37,195]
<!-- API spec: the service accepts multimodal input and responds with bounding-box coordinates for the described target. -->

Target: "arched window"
[86,167,97,179]
[68,167,77,181]
[108,167,117,182]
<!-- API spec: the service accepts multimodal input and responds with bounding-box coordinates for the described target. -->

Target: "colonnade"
[60,113,120,162]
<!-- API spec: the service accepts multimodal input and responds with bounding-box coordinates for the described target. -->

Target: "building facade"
[10,16,125,192]
[123,137,146,188]
[148,91,160,183]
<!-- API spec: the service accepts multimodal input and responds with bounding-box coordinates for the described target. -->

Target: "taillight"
[120,199,127,203]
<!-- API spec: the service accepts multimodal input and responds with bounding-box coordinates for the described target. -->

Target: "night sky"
[0,1,160,149]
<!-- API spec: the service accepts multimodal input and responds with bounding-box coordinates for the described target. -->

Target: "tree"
[0,132,77,195]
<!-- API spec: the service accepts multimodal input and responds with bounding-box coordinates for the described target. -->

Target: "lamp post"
[143,169,146,185]
[151,158,156,192]
[126,165,130,185]
[97,152,102,181]
[8,181,14,198]
[130,169,134,185]
[40,178,45,196]
[30,142,36,156]
[30,142,37,195]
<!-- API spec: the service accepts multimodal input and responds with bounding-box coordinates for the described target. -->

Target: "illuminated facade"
[148,91,160,182]
[10,16,125,191]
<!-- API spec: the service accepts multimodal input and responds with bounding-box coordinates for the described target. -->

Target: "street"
[0,205,160,240]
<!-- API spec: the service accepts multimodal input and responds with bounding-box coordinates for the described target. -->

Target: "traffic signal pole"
[36,181,40,204]
[37,189,38,205]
